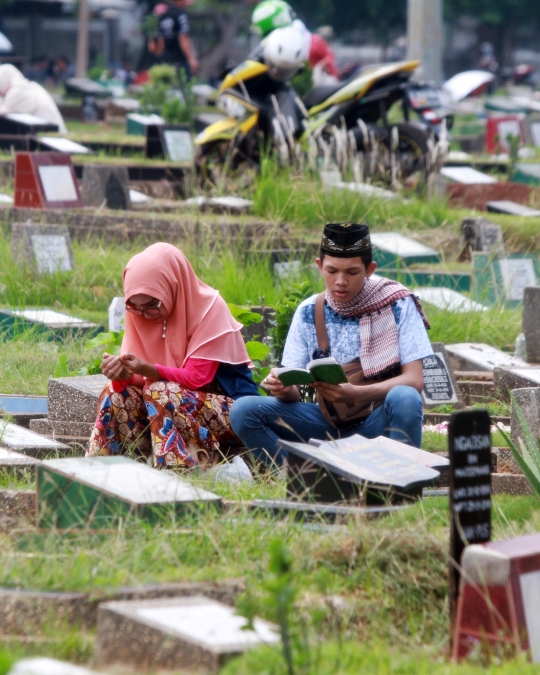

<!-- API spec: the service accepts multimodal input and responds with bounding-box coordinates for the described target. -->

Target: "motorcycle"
[195,27,307,184]
[303,60,452,180]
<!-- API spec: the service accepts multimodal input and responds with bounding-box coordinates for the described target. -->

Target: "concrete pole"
[407,0,444,85]
[76,0,90,77]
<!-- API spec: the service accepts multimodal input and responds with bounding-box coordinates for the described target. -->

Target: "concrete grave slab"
[96,596,279,671]
[0,422,69,457]
[370,232,440,268]
[81,165,131,210]
[37,137,91,155]
[415,287,488,313]
[9,659,104,675]
[0,446,40,469]
[446,343,527,372]
[523,286,540,363]
[441,166,498,184]
[36,456,222,528]
[128,188,151,204]
[249,499,408,522]
[495,367,540,401]
[11,223,74,275]
[487,200,540,217]
[185,196,254,214]
[0,489,36,519]
[510,387,540,449]
[423,343,464,408]
[47,375,108,423]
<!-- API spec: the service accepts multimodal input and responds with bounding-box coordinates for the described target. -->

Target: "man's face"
[316,255,377,304]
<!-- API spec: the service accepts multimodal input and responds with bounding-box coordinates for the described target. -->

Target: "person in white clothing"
[0,64,67,133]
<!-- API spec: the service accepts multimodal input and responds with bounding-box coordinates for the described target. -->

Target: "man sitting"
[230,222,433,466]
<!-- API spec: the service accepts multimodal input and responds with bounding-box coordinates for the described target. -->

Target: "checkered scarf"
[325,276,430,380]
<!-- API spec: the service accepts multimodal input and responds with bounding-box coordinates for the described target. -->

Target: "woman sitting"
[87,243,259,469]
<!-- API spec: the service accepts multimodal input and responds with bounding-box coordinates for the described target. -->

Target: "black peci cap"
[320,223,371,258]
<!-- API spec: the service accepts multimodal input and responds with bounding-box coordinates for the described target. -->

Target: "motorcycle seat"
[303,83,344,109]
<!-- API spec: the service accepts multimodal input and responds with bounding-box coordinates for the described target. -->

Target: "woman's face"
[125,293,170,321]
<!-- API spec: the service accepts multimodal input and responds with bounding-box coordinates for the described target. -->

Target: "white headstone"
[31,235,72,274]
[9,659,102,675]
[414,287,488,313]
[370,232,439,258]
[499,258,537,301]
[108,297,125,332]
[162,129,194,163]
[37,166,78,202]
[446,343,527,371]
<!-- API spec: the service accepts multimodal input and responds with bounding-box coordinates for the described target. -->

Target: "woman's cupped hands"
[100,352,142,381]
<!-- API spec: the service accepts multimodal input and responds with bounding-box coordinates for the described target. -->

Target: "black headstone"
[281,435,441,505]
[82,95,98,123]
[105,173,128,210]
[448,409,492,626]
[422,343,463,408]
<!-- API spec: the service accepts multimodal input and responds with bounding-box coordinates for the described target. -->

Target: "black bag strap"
[314,292,329,352]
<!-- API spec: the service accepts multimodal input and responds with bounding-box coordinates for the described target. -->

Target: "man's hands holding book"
[263,368,301,402]
[311,381,373,403]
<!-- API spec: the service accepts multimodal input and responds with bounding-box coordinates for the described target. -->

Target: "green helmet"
[251,0,294,38]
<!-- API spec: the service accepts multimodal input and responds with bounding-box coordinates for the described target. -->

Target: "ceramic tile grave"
[440,166,498,184]
[96,596,279,671]
[282,434,442,505]
[0,422,69,457]
[0,446,40,469]
[37,456,222,528]
[370,232,440,268]
[486,201,540,217]
[38,137,91,154]
[415,287,488,313]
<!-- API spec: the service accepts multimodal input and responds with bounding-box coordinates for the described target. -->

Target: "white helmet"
[263,26,307,82]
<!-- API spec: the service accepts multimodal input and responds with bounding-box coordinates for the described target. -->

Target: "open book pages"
[276,357,348,387]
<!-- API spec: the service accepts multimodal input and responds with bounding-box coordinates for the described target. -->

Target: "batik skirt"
[86,380,241,469]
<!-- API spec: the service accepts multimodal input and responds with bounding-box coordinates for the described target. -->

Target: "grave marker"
[81,165,131,210]
[523,286,540,362]
[485,115,524,153]
[0,113,58,136]
[96,596,279,672]
[448,409,492,624]
[126,113,164,136]
[510,387,540,450]
[461,217,504,256]
[370,232,440,268]
[440,166,498,185]
[36,456,222,528]
[494,366,540,401]
[422,343,463,408]
[281,434,441,505]
[11,222,74,274]
[486,200,540,217]
[452,533,540,661]
[499,257,537,301]
[524,118,540,147]
[446,343,527,372]
[9,658,103,675]
[14,153,83,209]
[36,137,91,155]
[108,297,124,332]
[145,124,194,164]
[511,162,540,186]
[472,252,539,305]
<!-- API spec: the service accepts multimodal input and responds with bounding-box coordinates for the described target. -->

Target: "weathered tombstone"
[0,422,69,457]
[14,152,83,209]
[11,222,74,274]
[82,94,98,122]
[440,166,498,184]
[523,286,540,363]
[81,165,131,210]
[281,435,441,505]
[108,297,125,332]
[415,287,487,313]
[448,409,492,625]
[510,387,540,450]
[96,596,279,672]
[495,366,540,402]
[452,533,540,661]
[161,126,194,163]
[446,343,527,372]
[461,217,504,258]
[9,658,104,675]
[498,257,537,302]
[486,200,540,217]
[422,343,464,409]
[37,456,222,528]
[0,308,98,339]
[370,232,440,268]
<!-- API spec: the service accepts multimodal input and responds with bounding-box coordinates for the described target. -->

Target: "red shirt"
[110,358,218,392]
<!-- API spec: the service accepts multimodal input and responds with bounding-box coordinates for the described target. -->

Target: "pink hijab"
[122,243,250,367]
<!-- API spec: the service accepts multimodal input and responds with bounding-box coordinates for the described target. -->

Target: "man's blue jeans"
[230,385,424,466]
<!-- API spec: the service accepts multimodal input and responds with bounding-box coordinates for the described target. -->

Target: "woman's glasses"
[125,300,162,317]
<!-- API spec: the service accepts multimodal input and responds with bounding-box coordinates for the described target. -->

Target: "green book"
[276,357,348,387]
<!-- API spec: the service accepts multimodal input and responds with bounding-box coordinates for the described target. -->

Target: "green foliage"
[228,303,270,390]
[148,64,178,88]
[87,53,109,82]
[270,281,315,366]
[54,331,124,378]
[501,393,540,496]
[291,64,313,99]
[228,304,264,327]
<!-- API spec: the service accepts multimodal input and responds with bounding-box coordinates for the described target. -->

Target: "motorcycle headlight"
[218,94,248,120]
